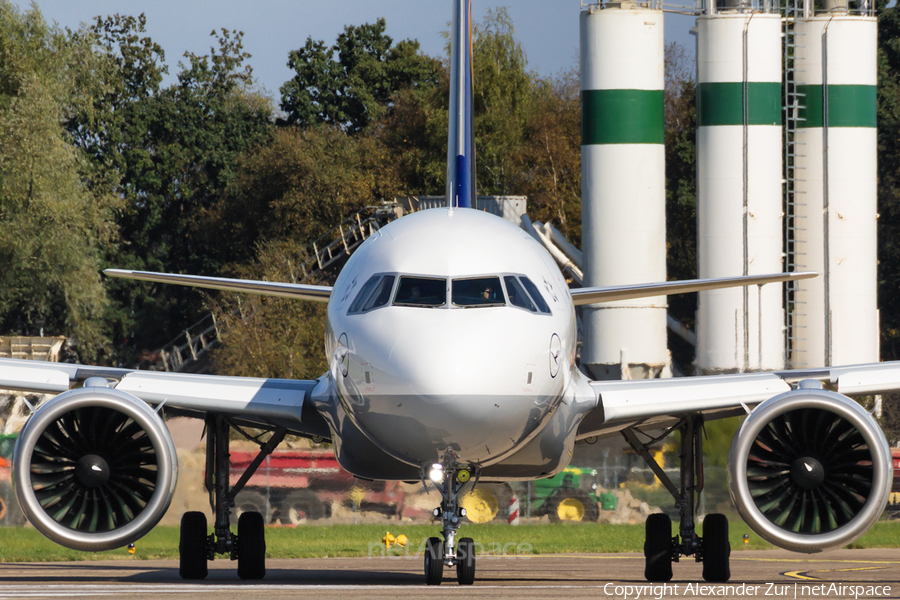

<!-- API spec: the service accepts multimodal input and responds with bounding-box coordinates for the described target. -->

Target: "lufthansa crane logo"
[549,333,561,378]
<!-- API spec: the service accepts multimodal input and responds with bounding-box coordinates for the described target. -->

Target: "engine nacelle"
[728,383,892,553]
[13,381,178,551]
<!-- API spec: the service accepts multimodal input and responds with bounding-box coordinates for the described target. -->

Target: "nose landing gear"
[424,455,477,585]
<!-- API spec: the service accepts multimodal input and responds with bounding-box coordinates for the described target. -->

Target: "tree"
[512,69,582,246]
[209,240,328,380]
[877,5,900,360]
[207,125,401,261]
[0,1,118,362]
[470,8,536,195]
[280,18,440,133]
[72,25,276,357]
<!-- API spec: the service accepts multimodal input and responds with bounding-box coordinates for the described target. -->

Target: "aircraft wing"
[570,271,816,306]
[104,269,333,302]
[0,357,329,438]
[576,361,900,440]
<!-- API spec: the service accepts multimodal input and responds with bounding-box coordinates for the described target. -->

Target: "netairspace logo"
[367,539,533,559]
[602,582,892,600]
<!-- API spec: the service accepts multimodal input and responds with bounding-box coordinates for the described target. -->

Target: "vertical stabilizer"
[446,0,476,208]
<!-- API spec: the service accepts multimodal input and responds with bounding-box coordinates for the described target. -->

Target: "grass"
[0,520,898,562]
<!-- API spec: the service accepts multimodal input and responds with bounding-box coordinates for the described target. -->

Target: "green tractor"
[460,466,610,523]
[531,466,605,522]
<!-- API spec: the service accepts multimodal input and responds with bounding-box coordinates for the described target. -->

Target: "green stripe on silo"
[581,89,664,145]
[797,85,876,128]
[697,82,782,127]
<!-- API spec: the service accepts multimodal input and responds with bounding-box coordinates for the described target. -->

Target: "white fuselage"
[323,208,578,470]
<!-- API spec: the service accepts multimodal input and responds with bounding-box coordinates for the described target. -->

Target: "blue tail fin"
[446,0,475,209]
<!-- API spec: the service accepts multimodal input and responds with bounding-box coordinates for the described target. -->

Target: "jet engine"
[13,380,178,551]
[728,382,892,553]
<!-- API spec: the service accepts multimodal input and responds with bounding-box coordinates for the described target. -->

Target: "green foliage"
[209,126,400,261]
[209,240,328,380]
[72,23,275,355]
[878,6,900,360]
[663,42,699,372]
[0,1,118,361]
[280,18,441,133]
[470,8,536,195]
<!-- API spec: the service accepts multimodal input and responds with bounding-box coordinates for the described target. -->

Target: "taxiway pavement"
[0,549,898,599]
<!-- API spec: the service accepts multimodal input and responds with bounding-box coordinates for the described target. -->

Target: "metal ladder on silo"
[783,0,807,368]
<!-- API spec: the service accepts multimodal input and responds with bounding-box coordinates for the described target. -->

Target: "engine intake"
[728,384,892,553]
[13,382,178,551]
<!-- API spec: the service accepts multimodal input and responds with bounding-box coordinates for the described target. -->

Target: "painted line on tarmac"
[734,557,900,565]
[782,566,892,581]
[0,584,617,597]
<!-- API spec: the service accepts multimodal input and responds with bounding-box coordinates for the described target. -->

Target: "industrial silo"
[695,4,784,372]
[580,2,667,380]
[791,3,878,368]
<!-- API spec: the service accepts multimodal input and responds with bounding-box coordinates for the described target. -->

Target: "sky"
[28,1,698,102]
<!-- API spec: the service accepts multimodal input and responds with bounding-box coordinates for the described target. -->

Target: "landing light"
[428,463,443,483]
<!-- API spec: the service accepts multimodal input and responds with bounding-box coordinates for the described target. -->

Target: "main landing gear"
[424,453,477,586]
[622,414,731,583]
[179,415,286,580]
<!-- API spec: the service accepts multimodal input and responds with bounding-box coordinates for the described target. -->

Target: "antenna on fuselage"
[446,0,476,210]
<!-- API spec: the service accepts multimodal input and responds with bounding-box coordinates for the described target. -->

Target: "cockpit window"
[504,276,536,312]
[452,277,505,307]
[348,276,382,314]
[348,275,395,314]
[520,277,551,314]
[394,277,446,307]
[362,275,395,311]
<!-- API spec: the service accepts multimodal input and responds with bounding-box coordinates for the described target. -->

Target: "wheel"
[460,486,499,523]
[179,512,208,580]
[548,490,600,523]
[424,536,444,585]
[237,511,266,580]
[702,513,731,582]
[456,537,476,585]
[233,490,271,524]
[644,513,673,582]
[281,489,326,524]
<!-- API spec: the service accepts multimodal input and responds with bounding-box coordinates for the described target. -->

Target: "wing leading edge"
[577,361,900,440]
[104,269,332,302]
[570,271,816,306]
[0,357,327,437]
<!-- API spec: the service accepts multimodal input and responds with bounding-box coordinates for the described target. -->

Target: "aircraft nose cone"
[75,454,110,488]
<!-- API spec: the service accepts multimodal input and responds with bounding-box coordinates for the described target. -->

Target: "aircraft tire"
[702,513,731,582]
[456,537,476,585]
[237,511,266,580]
[179,512,208,580]
[644,513,673,582]
[548,490,599,523]
[424,536,443,585]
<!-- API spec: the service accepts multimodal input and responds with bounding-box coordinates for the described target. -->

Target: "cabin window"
[504,276,536,312]
[520,277,551,314]
[452,277,505,307]
[348,275,395,314]
[394,277,446,307]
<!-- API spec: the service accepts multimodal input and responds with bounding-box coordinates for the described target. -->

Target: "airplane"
[0,0,897,587]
